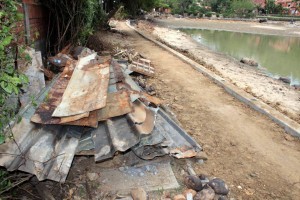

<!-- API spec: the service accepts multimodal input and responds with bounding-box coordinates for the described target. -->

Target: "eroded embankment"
[136,20,300,124]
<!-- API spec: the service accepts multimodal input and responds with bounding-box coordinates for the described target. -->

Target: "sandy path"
[138,21,300,124]
[98,22,300,199]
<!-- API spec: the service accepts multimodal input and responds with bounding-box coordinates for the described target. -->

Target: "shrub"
[205,12,212,17]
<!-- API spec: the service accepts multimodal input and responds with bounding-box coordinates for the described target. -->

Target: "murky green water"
[181,29,300,85]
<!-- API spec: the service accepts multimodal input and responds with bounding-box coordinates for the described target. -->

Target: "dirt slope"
[94,21,300,199]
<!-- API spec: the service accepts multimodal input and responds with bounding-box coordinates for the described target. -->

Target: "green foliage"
[42,0,107,53]
[211,0,232,13]
[156,0,208,15]
[231,0,255,18]
[0,169,12,192]
[266,0,283,14]
[210,0,256,18]
[121,0,158,16]
[78,0,102,44]
[205,12,213,17]
[0,0,29,140]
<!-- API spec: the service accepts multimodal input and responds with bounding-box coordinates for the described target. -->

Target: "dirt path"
[135,20,300,124]
[97,22,300,199]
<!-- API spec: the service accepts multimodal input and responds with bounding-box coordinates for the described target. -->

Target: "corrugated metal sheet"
[97,90,133,121]
[30,61,98,128]
[52,53,110,117]
[0,56,202,183]
[0,77,80,182]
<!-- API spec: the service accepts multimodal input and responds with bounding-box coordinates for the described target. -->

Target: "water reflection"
[181,29,300,85]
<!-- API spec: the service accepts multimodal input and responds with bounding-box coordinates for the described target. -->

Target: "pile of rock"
[174,175,229,200]
[240,57,258,67]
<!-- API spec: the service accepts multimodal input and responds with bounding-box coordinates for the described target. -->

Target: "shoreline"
[150,17,300,38]
[136,19,300,124]
[187,31,300,86]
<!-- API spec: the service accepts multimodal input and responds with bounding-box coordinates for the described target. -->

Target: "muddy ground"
[88,21,300,199]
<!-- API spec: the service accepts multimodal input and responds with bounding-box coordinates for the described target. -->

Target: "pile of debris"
[173,175,229,200]
[0,46,201,183]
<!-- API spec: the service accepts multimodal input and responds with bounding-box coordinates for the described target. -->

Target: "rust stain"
[129,90,163,105]
[63,110,98,128]
[170,147,198,159]
[31,59,99,128]
[111,60,125,82]
[98,90,133,121]
[52,54,111,117]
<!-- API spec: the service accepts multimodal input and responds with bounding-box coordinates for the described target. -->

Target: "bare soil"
[91,21,300,199]
[12,20,300,200]
[135,20,300,125]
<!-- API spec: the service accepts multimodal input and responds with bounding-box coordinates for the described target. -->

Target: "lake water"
[180,29,300,85]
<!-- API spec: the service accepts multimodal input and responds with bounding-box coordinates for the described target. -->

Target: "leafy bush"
[42,0,107,53]
[0,0,29,139]
[205,12,213,17]
[231,0,255,18]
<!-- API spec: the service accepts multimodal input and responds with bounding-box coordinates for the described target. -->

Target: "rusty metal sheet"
[128,101,156,135]
[129,90,163,105]
[30,73,98,128]
[128,101,147,124]
[98,90,133,121]
[134,107,156,135]
[52,53,110,117]
[132,109,202,160]
[111,59,125,83]
[62,111,98,128]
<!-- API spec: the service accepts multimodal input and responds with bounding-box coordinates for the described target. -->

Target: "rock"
[279,77,291,84]
[119,197,134,200]
[259,18,267,23]
[183,189,197,198]
[197,159,205,165]
[131,188,147,200]
[184,175,203,191]
[194,187,215,200]
[249,172,258,178]
[218,196,228,200]
[161,191,171,199]
[240,58,258,67]
[284,134,295,141]
[292,84,300,90]
[173,194,186,200]
[86,172,99,181]
[180,169,187,176]
[208,178,229,195]
[244,188,255,196]
[173,103,184,110]
[199,174,209,181]
[195,151,208,160]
